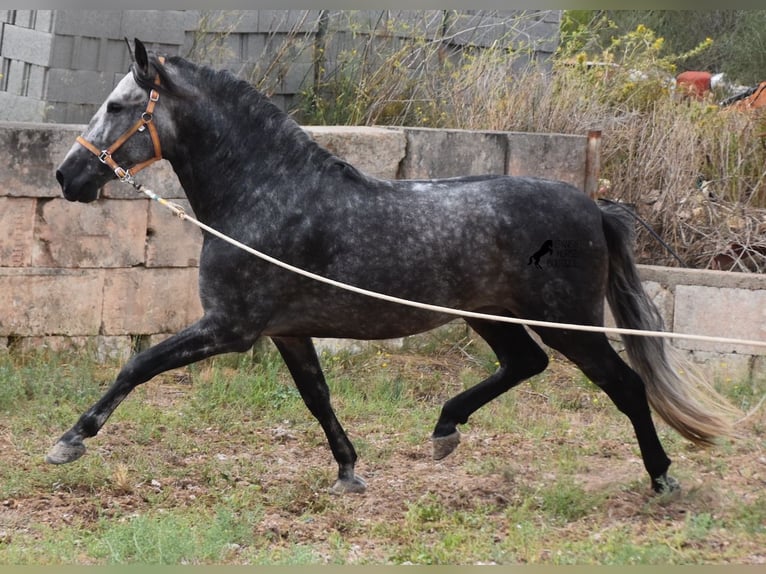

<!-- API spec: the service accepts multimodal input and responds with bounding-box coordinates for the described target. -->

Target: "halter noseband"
[76,56,166,182]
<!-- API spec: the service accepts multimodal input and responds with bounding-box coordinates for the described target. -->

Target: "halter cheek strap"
[77,56,166,182]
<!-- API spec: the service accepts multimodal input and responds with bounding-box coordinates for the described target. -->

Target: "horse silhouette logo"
[528,239,553,269]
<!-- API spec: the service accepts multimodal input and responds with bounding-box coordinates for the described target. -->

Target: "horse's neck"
[167,97,328,223]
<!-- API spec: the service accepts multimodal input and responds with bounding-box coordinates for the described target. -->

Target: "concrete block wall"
[0,9,561,124]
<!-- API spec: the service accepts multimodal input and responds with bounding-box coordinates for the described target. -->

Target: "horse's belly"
[262,303,456,340]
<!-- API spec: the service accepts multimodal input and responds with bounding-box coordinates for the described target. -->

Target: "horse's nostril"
[55,169,65,188]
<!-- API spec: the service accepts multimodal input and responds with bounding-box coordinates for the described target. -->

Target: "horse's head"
[56,39,176,202]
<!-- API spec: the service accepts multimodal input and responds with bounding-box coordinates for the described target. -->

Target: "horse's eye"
[106,102,124,114]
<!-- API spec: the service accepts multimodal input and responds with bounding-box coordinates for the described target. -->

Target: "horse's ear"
[134,38,150,77]
[124,37,135,64]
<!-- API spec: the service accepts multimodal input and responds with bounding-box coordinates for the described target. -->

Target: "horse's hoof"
[651,473,681,495]
[45,440,86,464]
[432,430,461,461]
[329,475,367,495]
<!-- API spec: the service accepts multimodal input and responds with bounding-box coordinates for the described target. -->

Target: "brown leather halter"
[76,57,166,182]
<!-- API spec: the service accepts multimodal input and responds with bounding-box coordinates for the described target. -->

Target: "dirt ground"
[1,351,765,564]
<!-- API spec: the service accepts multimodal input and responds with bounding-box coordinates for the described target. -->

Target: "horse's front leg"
[46,315,255,464]
[271,336,366,494]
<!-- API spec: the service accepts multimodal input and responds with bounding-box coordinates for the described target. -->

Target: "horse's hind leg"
[46,315,255,465]
[432,320,549,460]
[271,336,366,495]
[534,328,676,493]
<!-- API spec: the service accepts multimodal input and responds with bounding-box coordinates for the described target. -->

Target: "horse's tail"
[599,202,738,446]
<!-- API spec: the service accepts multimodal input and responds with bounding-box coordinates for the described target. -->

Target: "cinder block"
[0,268,104,336]
[0,92,48,122]
[101,267,203,335]
[0,25,54,66]
[49,34,74,68]
[146,199,203,268]
[448,13,512,48]
[73,36,103,71]
[120,11,194,45]
[305,126,406,180]
[13,11,34,28]
[34,10,54,33]
[278,61,312,95]
[46,68,112,105]
[257,10,321,33]
[33,198,148,268]
[45,101,94,124]
[229,11,261,33]
[0,123,82,197]
[506,132,587,190]
[105,38,131,73]
[398,127,507,179]
[674,285,766,355]
[0,197,36,267]
[52,11,122,39]
[25,64,46,100]
[5,60,26,96]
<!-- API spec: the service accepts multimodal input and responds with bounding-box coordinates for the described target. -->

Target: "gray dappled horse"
[52,39,733,496]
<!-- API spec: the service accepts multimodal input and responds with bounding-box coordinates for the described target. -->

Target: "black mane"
[139,53,338,172]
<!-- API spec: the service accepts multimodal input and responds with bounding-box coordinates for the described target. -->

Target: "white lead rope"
[140,186,766,350]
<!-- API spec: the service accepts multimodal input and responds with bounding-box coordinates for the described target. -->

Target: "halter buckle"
[114,166,133,183]
[98,150,111,164]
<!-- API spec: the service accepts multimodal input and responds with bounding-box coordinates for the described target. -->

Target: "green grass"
[0,340,764,565]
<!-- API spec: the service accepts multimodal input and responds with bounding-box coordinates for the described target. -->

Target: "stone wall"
[635,266,766,382]
[1,121,763,381]
[0,121,594,360]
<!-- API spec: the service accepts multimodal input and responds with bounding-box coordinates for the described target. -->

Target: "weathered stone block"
[682,349,754,385]
[398,127,507,179]
[101,159,186,199]
[101,268,203,335]
[13,334,130,360]
[146,199,203,268]
[33,198,148,268]
[506,132,587,190]
[0,122,80,196]
[603,280,673,334]
[306,126,406,180]
[0,198,36,267]
[0,268,104,336]
[674,285,766,355]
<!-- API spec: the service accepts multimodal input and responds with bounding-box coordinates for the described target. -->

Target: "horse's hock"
[1,121,765,381]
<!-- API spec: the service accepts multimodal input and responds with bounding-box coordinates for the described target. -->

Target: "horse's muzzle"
[56,165,101,203]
